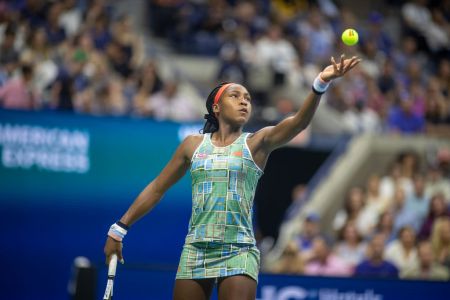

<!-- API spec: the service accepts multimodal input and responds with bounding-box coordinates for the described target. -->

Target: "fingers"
[104,237,125,265]
[328,54,361,78]
[343,56,362,73]
[118,246,125,264]
[105,251,124,265]
[331,56,338,73]
[339,54,345,71]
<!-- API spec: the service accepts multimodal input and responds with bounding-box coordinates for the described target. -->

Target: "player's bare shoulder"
[247,126,274,151]
[182,134,204,160]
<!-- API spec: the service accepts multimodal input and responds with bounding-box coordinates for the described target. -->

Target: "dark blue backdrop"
[1,110,196,299]
[2,110,449,300]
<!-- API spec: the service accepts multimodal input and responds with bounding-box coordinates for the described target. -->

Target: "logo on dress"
[232,151,242,157]
[196,153,207,158]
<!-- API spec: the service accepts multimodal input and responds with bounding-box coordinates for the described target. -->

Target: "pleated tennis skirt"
[175,242,260,282]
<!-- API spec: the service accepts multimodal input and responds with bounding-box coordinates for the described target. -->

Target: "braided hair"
[201,82,231,133]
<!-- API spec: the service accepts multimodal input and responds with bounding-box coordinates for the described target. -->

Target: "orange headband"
[213,83,234,105]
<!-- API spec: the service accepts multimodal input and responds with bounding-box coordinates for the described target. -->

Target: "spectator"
[342,100,381,134]
[377,59,397,103]
[425,77,449,126]
[431,216,450,270]
[359,38,385,79]
[295,6,335,65]
[0,64,38,110]
[380,161,414,200]
[111,14,145,69]
[401,0,449,54]
[217,40,248,84]
[19,0,48,28]
[437,148,450,179]
[354,233,399,278]
[270,240,304,275]
[388,99,425,134]
[132,61,163,117]
[105,39,133,79]
[399,151,420,181]
[374,211,397,244]
[254,24,298,87]
[358,174,390,236]
[435,59,450,98]
[365,76,386,122]
[425,165,450,203]
[294,213,322,261]
[419,194,450,239]
[146,80,201,122]
[0,24,19,68]
[332,186,365,232]
[402,240,449,280]
[404,174,430,231]
[74,31,109,84]
[58,0,83,37]
[391,187,418,234]
[97,78,128,116]
[392,35,427,76]
[385,226,419,273]
[0,25,19,86]
[44,2,66,45]
[334,221,366,268]
[50,49,89,111]
[365,11,393,56]
[90,12,112,51]
[20,27,58,97]
[304,236,353,277]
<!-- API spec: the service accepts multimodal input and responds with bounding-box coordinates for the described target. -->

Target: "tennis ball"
[342,28,359,46]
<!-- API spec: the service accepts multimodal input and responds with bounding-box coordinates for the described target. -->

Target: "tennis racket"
[103,254,118,300]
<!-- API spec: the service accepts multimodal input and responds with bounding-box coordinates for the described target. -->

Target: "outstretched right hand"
[104,236,124,265]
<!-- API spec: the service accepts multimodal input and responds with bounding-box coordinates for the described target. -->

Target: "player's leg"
[217,275,257,300]
[173,278,215,300]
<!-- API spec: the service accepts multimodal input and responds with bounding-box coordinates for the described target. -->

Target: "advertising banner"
[102,267,450,300]
[0,109,201,299]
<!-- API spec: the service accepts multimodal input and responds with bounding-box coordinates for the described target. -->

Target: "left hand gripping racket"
[103,254,118,300]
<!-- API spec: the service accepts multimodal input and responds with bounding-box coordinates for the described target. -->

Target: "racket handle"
[108,254,118,277]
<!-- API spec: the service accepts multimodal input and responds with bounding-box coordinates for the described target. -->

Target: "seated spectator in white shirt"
[385,226,419,273]
[401,240,449,280]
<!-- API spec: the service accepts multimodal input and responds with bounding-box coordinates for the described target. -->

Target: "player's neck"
[212,126,242,146]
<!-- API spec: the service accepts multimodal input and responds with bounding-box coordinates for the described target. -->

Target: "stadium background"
[1,0,450,299]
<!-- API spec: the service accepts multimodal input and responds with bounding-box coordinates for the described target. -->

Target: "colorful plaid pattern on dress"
[185,133,263,245]
[176,242,260,282]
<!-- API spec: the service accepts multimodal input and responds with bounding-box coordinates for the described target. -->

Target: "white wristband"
[108,223,128,242]
[312,73,331,94]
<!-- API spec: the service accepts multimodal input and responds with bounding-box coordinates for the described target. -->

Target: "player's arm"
[256,55,361,152]
[120,135,201,226]
[104,135,201,262]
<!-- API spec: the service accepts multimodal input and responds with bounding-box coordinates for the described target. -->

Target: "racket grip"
[108,254,118,277]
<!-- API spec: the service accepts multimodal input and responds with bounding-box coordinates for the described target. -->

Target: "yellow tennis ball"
[342,28,359,46]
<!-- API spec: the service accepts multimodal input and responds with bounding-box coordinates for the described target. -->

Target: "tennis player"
[104,55,361,300]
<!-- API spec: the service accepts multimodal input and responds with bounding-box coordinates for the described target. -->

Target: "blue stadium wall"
[1,109,449,300]
[1,109,196,299]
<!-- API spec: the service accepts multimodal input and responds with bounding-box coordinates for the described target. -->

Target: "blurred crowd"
[0,0,449,135]
[0,0,202,122]
[269,148,450,280]
[1,0,449,136]
[149,0,450,136]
